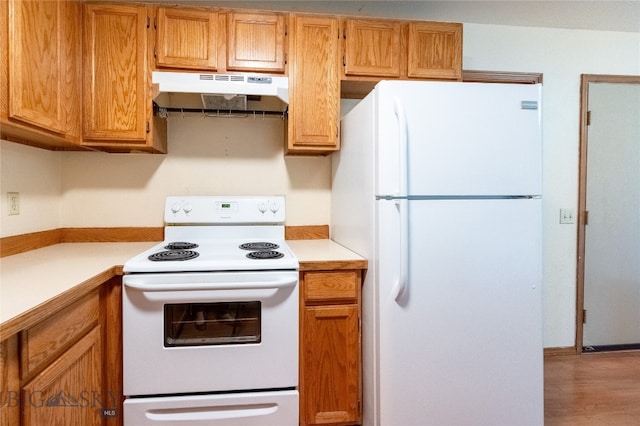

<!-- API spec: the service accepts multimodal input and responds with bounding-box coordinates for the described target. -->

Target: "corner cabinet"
[82,3,166,153]
[0,278,123,426]
[0,0,83,150]
[300,270,362,426]
[287,15,340,155]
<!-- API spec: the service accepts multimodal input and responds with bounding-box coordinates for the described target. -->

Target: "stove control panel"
[165,196,286,224]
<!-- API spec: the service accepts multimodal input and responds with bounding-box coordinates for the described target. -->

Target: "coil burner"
[246,251,284,260]
[148,250,200,262]
[239,242,280,251]
[165,242,199,250]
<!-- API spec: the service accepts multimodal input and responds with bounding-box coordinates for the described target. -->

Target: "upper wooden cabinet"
[155,7,287,74]
[407,21,462,80]
[343,18,402,78]
[287,14,340,155]
[0,0,82,149]
[83,3,166,153]
[227,12,287,73]
[341,17,462,81]
[155,7,219,71]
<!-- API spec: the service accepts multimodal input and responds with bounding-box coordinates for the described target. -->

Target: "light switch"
[560,208,575,224]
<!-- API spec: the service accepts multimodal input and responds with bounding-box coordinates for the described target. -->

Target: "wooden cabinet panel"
[0,336,20,426]
[341,18,462,84]
[82,3,166,152]
[300,269,362,426]
[20,292,100,380]
[22,326,103,426]
[302,305,360,425]
[227,12,286,73]
[407,21,462,80]
[156,7,219,71]
[304,271,358,303]
[343,18,401,78]
[4,0,81,140]
[288,15,340,154]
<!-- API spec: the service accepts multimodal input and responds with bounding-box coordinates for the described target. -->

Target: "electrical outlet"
[7,192,20,215]
[560,208,575,224]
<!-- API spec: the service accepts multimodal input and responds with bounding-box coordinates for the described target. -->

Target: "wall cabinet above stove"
[82,3,166,153]
[155,7,288,74]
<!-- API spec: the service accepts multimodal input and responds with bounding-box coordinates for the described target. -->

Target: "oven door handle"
[124,278,297,292]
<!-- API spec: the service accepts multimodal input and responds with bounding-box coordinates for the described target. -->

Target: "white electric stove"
[122,196,299,426]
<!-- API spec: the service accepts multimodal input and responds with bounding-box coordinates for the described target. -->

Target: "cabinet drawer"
[20,291,100,378]
[304,271,359,303]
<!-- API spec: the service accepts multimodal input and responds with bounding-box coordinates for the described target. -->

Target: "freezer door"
[124,390,298,425]
[376,198,543,426]
[376,81,542,197]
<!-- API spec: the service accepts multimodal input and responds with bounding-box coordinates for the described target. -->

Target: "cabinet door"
[407,21,462,80]
[288,15,340,154]
[7,0,81,137]
[83,4,151,144]
[343,18,401,78]
[227,12,286,73]
[302,305,360,425]
[22,326,104,426]
[156,7,219,71]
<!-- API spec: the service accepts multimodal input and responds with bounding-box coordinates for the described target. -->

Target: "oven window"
[164,302,261,347]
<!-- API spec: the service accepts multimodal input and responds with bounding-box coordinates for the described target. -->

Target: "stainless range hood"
[152,71,288,114]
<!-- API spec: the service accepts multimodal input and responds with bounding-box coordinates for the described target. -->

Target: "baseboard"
[544,346,579,357]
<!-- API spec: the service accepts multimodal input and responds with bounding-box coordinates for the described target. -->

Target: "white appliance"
[331,81,544,425]
[122,196,299,425]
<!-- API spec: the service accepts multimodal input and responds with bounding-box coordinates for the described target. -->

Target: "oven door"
[123,270,298,396]
[124,390,298,425]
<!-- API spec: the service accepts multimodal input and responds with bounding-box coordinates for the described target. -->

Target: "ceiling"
[149,0,640,33]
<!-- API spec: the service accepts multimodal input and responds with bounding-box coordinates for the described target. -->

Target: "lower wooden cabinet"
[0,277,123,426]
[300,270,362,425]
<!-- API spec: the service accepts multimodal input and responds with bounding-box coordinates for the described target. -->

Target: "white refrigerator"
[331,81,544,426]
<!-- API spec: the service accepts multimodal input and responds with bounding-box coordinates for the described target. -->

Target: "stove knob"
[258,203,267,214]
[170,203,181,214]
[183,202,193,214]
[270,201,279,214]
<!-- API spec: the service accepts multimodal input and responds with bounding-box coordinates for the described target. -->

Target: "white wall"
[0,141,62,236]
[60,116,331,227]
[1,21,639,348]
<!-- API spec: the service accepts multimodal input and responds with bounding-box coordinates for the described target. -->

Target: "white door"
[377,198,543,426]
[583,82,640,348]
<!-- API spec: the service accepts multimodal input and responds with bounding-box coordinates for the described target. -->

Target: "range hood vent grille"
[201,94,247,111]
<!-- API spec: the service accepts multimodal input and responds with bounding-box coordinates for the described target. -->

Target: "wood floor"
[544,351,640,425]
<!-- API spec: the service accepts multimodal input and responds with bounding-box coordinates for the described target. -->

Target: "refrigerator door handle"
[392,97,409,197]
[391,199,409,303]
[391,97,409,303]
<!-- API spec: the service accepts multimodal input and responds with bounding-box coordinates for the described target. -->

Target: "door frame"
[575,74,640,353]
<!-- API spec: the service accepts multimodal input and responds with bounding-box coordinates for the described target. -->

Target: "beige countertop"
[0,239,366,339]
